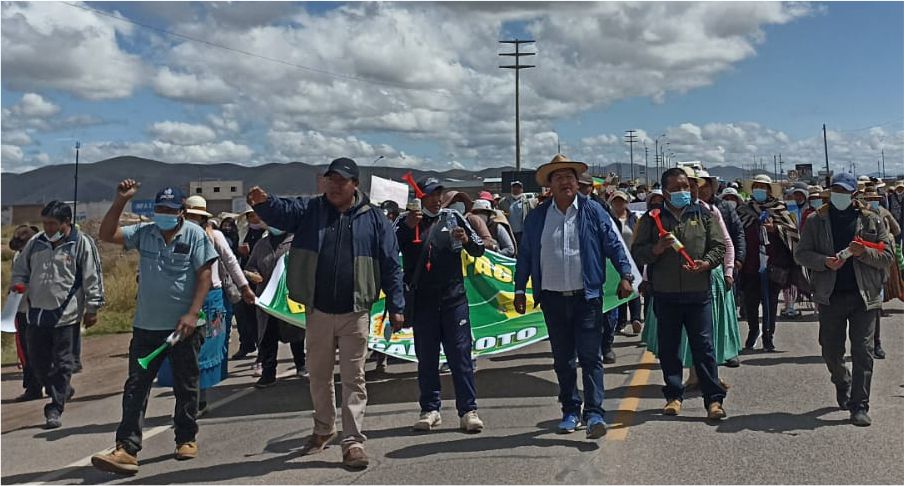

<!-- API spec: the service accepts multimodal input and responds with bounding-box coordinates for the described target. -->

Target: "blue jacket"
[253,191,405,316]
[514,194,634,305]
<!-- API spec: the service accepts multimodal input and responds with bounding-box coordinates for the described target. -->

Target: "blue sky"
[2,1,902,175]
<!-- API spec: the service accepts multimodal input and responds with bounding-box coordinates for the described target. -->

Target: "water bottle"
[446,212,462,251]
[196,309,207,327]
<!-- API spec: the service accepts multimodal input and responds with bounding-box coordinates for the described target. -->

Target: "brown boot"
[707,402,727,420]
[342,445,369,469]
[300,431,337,456]
[663,399,682,416]
[175,441,198,460]
[91,443,139,475]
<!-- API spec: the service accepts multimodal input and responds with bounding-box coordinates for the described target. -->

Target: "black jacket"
[711,196,747,263]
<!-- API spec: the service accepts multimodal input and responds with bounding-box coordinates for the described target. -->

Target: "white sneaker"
[413,411,442,431]
[253,362,263,377]
[296,366,309,378]
[460,410,484,433]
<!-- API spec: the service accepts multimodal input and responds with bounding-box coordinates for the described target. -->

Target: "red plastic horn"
[649,209,697,269]
[402,172,425,244]
[853,236,885,251]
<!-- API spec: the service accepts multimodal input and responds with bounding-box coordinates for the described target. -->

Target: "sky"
[2,1,903,177]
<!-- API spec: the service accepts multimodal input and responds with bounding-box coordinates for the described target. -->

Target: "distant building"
[7,200,113,225]
[189,180,244,215]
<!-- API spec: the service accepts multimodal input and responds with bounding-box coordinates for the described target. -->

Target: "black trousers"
[26,324,75,415]
[818,291,876,412]
[258,315,305,379]
[72,323,82,369]
[233,301,259,353]
[740,275,781,342]
[116,328,202,455]
[15,312,42,394]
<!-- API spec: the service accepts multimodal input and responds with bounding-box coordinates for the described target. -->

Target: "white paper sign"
[369,176,409,207]
[1,292,23,333]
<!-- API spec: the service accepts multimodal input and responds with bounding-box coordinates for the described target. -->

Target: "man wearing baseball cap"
[93,181,219,474]
[499,180,537,245]
[795,172,894,426]
[246,157,405,468]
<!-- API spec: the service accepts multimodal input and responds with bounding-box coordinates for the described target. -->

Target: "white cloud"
[79,139,254,165]
[267,129,409,165]
[1,2,146,100]
[148,121,218,146]
[151,67,235,104]
[2,144,24,165]
[10,93,60,117]
[1,130,33,146]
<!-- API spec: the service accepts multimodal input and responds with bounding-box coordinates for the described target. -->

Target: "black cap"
[417,177,444,196]
[324,157,359,180]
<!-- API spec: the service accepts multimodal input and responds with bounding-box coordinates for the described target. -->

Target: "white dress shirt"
[540,196,584,291]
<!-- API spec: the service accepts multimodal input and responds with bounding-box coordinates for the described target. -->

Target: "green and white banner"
[257,234,640,363]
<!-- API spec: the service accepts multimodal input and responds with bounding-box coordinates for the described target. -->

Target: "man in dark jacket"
[632,168,727,421]
[888,181,904,245]
[247,157,405,469]
[698,174,747,280]
[231,207,267,360]
[396,177,486,433]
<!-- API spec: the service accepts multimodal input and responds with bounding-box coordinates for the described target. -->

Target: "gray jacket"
[794,203,894,310]
[11,228,105,327]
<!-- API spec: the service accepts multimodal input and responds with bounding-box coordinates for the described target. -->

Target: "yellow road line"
[607,350,656,441]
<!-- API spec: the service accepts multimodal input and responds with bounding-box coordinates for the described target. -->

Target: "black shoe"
[15,389,43,402]
[67,386,75,401]
[762,337,776,352]
[44,410,62,429]
[199,401,208,413]
[255,375,277,388]
[73,363,83,374]
[724,357,740,368]
[231,348,255,360]
[744,330,759,350]
[874,344,886,359]
[603,350,616,364]
[836,386,851,410]
[850,409,872,427]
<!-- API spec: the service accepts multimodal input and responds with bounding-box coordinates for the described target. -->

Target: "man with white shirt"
[514,154,634,439]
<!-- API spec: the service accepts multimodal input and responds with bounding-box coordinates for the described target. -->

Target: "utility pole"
[624,130,638,183]
[773,155,778,180]
[881,149,886,178]
[823,123,830,187]
[73,141,80,222]
[643,143,649,185]
[779,153,783,179]
[499,39,535,171]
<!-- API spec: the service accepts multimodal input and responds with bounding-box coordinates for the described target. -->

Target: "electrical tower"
[624,130,638,183]
[499,40,536,171]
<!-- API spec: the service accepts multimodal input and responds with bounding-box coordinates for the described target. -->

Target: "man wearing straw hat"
[514,154,635,439]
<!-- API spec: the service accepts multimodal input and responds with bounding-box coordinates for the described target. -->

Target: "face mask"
[422,207,439,218]
[153,213,180,230]
[786,201,798,212]
[723,201,737,211]
[810,199,824,210]
[268,227,285,236]
[830,192,852,211]
[668,190,692,209]
[249,222,265,230]
[448,202,466,214]
[752,188,769,203]
[46,229,65,242]
[636,192,647,201]
[869,201,881,211]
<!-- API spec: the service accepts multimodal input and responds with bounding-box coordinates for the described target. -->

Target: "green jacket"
[631,203,725,297]
[794,202,894,310]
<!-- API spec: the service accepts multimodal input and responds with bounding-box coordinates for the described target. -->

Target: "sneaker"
[585,415,608,439]
[850,409,871,427]
[762,336,776,352]
[557,413,581,433]
[91,443,139,475]
[15,389,43,402]
[44,409,62,429]
[439,362,451,374]
[300,432,336,456]
[252,362,263,377]
[724,357,740,368]
[174,441,198,460]
[707,402,727,421]
[663,399,681,416]
[296,366,309,378]
[413,410,442,431]
[836,386,851,410]
[603,350,616,364]
[460,410,484,433]
[744,330,760,350]
[255,375,277,388]
[874,344,886,359]
[342,445,369,469]
[631,320,644,335]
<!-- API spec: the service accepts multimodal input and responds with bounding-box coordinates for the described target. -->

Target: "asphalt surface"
[2,302,903,484]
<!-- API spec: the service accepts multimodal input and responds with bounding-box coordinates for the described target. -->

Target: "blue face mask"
[752,188,769,203]
[668,190,692,208]
[786,201,798,211]
[153,213,180,230]
[869,201,881,211]
[268,227,285,236]
[810,199,824,210]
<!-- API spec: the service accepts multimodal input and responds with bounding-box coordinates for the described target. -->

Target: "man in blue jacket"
[247,157,405,469]
[514,154,635,439]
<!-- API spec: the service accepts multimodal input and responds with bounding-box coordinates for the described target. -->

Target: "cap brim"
[324,169,356,180]
[422,184,444,196]
[185,208,213,217]
[832,183,857,192]
[155,202,183,210]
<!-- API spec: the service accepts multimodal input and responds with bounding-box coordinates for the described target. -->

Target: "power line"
[63,2,448,94]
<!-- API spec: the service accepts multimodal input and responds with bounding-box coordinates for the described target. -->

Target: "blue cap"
[830,172,857,192]
[155,187,186,209]
[417,177,444,196]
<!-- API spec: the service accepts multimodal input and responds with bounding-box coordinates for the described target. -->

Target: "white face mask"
[448,202,466,214]
[47,231,64,242]
[422,207,439,218]
[830,192,852,211]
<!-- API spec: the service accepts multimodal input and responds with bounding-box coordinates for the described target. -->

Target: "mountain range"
[1,156,775,205]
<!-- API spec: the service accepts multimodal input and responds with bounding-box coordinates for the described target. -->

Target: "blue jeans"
[601,307,619,353]
[540,291,605,421]
[413,296,477,417]
[653,293,726,407]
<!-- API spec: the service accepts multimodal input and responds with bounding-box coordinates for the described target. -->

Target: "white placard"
[1,292,23,333]
[369,176,409,207]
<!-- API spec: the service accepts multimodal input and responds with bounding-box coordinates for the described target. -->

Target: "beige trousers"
[305,309,370,449]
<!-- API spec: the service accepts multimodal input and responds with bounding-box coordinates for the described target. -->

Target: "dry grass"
[1,222,139,365]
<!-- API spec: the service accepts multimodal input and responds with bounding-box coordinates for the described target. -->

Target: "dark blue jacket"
[253,191,405,315]
[514,194,635,306]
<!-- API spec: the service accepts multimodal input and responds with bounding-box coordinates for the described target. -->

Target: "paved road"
[2,303,903,484]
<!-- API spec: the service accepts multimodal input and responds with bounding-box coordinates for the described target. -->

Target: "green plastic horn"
[137,331,180,370]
